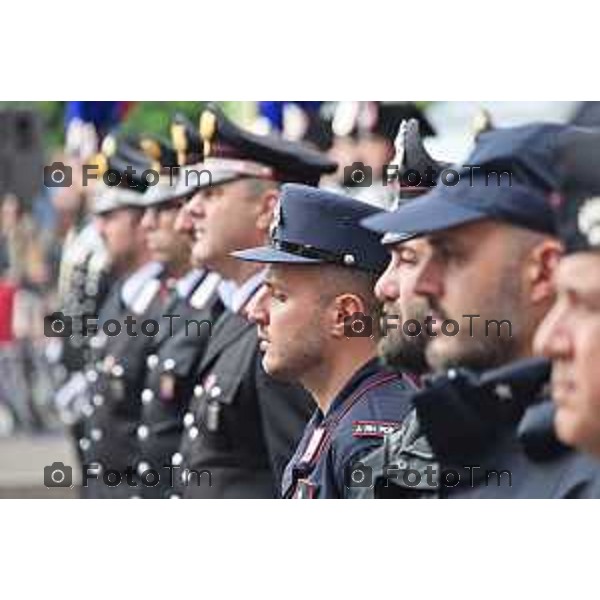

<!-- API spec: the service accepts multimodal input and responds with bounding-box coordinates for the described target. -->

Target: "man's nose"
[374,261,399,304]
[246,285,270,326]
[533,302,572,359]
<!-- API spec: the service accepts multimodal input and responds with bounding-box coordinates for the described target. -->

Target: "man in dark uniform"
[79,137,174,498]
[358,122,600,498]
[535,127,600,462]
[171,105,338,498]
[132,119,225,498]
[343,118,449,497]
[233,184,415,498]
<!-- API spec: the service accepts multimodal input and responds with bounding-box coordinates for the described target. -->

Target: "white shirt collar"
[231,269,267,314]
[121,262,163,309]
[176,269,205,300]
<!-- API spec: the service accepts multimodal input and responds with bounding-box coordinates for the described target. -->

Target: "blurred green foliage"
[0,101,243,149]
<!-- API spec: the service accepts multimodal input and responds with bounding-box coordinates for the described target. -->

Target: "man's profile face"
[534,252,600,456]
[412,220,527,372]
[95,207,144,269]
[186,180,263,272]
[141,201,190,266]
[375,238,431,375]
[248,264,329,381]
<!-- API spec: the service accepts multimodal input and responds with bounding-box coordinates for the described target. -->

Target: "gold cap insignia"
[140,138,162,160]
[200,110,217,157]
[101,134,117,157]
[171,123,188,151]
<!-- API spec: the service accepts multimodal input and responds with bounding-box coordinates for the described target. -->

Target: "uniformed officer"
[534,127,600,460]
[79,136,173,498]
[233,184,415,498]
[132,117,225,498]
[171,104,338,498]
[356,122,600,498]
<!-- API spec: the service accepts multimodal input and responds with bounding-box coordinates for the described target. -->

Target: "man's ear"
[527,239,564,305]
[255,188,280,233]
[330,293,369,339]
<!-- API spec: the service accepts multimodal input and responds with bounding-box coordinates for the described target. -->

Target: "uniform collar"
[230,268,267,314]
[217,280,237,311]
[175,268,205,300]
[322,358,382,418]
[120,261,163,309]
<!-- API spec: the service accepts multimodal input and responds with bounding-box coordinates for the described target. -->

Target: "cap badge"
[578,196,600,247]
[343,253,356,266]
[269,199,283,239]
[472,108,493,139]
[392,119,407,168]
[140,138,162,160]
[101,134,117,157]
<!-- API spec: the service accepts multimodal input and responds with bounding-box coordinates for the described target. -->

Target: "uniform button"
[137,424,150,440]
[90,428,103,442]
[447,369,457,380]
[494,383,513,401]
[137,461,151,476]
[210,386,222,398]
[86,370,98,383]
[130,495,141,499]
[82,404,94,418]
[193,385,204,398]
[147,354,160,370]
[171,452,183,466]
[112,364,124,378]
[79,438,91,451]
[163,358,176,371]
[188,426,199,440]
[141,389,154,405]
[169,493,181,499]
[183,412,194,428]
[92,394,104,407]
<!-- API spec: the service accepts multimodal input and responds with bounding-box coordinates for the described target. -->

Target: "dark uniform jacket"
[280,359,416,499]
[79,265,163,498]
[173,307,313,499]
[134,272,223,498]
[356,358,600,499]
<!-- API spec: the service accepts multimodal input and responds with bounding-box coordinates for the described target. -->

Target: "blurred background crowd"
[0,100,597,444]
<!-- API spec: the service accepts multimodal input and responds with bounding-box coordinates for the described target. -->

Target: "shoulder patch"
[352,421,401,438]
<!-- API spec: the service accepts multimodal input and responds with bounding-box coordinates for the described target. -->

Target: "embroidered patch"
[352,421,401,438]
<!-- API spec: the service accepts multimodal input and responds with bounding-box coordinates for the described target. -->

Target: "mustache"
[382,296,447,323]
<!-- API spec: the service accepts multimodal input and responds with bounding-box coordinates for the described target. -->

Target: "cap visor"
[232,245,322,264]
[361,191,487,236]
